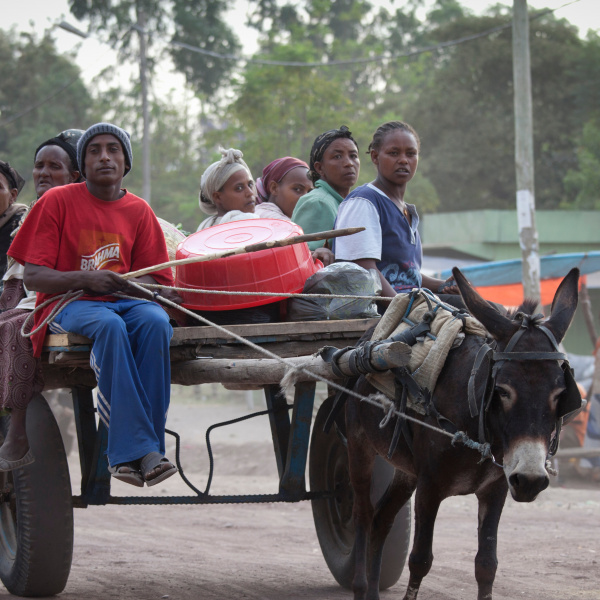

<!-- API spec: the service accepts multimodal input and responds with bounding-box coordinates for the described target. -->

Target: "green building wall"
[422,210,600,261]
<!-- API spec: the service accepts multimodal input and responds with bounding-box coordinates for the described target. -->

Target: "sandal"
[108,462,144,488]
[140,452,177,487]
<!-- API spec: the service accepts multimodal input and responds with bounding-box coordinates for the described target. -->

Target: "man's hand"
[81,270,131,295]
[156,287,184,305]
[437,277,460,295]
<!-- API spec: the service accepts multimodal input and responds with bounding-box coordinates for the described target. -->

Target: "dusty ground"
[2,385,599,600]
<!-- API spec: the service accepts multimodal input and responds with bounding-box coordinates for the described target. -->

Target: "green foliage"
[401,9,588,210]
[170,0,241,101]
[6,0,593,226]
[0,30,92,204]
[69,0,240,101]
[68,0,168,62]
[107,94,205,232]
[563,119,600,210]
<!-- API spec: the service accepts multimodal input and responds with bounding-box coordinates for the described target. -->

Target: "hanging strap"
[467,342,494,418]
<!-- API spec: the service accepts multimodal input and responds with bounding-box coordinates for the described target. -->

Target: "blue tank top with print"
[347,183,422,293]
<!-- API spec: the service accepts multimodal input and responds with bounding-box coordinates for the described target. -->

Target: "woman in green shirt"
[291,125,360,250]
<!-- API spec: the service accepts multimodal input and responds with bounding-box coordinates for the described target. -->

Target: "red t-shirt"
[8,182,173,356]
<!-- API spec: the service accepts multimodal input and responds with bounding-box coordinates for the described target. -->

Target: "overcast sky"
[3,0,599,108]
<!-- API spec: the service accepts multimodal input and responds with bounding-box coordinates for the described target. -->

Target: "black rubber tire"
[0,394,74,596]
[309,396,411,590]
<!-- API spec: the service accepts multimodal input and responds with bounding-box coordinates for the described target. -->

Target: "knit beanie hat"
[77,122,133,177]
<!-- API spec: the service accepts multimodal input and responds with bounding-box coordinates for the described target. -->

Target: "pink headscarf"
[255,156,309,203]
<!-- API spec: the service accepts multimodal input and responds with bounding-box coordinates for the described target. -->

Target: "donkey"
[345,267,581,600]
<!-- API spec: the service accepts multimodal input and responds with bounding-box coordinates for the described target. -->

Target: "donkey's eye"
[549,388,566,408]
[495,384,515,410]
[495,386,510,399]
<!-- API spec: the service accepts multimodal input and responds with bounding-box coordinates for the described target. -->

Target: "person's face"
[269,166,313,218]
[33,145,78,198]
[213,169,256,216]
[84,134,126,186]
[314,138,360,197]
[0,173,18,215]
[371,130,419,187]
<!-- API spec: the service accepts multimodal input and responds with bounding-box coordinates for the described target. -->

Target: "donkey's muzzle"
[508,471,549,502]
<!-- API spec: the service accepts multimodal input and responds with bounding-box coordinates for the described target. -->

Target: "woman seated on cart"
[291,125,360,251]
[255,156,312,221]
[333,120,459,302]
[196,148,259,231]
[7,123,182,488]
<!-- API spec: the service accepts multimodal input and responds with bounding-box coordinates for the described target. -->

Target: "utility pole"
[512,0,540,302]
[135,2,151,205]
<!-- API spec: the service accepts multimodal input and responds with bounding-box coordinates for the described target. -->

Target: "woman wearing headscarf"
[0,131,82,471]
[291,125,360,250]
[197,147,259,231]
[254,156,312,221]
[0,161,26,282]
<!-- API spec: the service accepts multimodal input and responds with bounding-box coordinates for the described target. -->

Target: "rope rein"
[140,281,393,302]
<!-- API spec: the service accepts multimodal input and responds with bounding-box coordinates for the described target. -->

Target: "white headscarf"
[199,147,253,216]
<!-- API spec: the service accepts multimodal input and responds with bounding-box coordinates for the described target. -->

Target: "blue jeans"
[50,298,173,467]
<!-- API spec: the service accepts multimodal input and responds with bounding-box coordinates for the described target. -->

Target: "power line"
[0,76,81,128]
[0,0,584,127]
[170,1,581,67]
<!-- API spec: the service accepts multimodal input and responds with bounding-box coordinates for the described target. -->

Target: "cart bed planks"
[41,319,377,389]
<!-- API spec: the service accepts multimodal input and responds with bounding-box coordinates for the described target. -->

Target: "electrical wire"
[0,0,585,127]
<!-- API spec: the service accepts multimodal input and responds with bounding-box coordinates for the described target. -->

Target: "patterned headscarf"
[0,161,25,196]
[255,157,309,203]
[199,148,252,216]
[308,125,358,183]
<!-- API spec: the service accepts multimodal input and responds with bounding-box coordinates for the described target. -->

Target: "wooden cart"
[0,319,411,597]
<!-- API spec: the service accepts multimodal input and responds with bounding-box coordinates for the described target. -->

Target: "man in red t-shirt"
[7,122,182,487]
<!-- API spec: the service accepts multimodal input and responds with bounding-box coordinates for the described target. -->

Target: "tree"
[0,30,92,204]
[68,0,241,203]
[217,1,387,177]
[563,119,600,210]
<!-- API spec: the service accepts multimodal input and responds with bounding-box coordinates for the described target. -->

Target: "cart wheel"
[309,396,411,590]
[0,393,74,596]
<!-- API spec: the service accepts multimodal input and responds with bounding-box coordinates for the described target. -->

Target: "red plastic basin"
[175,218,321,310]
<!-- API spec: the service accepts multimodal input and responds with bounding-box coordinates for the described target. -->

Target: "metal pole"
[136,3,151,205]
[512,0,540,302]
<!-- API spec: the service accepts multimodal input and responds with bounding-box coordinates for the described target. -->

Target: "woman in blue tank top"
[334,121,459,300]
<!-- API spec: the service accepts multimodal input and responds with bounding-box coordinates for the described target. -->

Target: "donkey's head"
[453,267,580,502]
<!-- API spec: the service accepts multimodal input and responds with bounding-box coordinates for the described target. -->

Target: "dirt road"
[3,390,599,600]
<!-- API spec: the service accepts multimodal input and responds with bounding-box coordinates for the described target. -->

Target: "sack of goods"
[288,262,381,321]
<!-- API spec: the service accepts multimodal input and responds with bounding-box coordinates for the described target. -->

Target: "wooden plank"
[43,318,377,351]
[193,339,338,360]
[44,332,91,348]
[170,318,377,345]
[171,356,338,386]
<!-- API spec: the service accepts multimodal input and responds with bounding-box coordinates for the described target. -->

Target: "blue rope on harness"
[451,431,499,466]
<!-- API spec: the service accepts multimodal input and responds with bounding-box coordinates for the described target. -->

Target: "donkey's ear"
[544,268,579,344]
[452,267,515,340]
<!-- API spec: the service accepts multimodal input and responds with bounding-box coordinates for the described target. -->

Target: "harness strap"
[547,418,562,457]
[478,378,495,445]
[387,379,410,459]
[427,394,458,434]
[467,343,493,418]
[537,324,561,351]
[493,351,568,362]
[323,378,355,434]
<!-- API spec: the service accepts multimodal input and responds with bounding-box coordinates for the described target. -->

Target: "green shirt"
[291,180,345,250]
